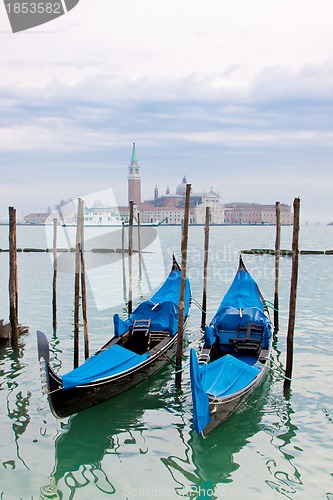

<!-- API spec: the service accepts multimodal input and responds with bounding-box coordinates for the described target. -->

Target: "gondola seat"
[229,322,262,354]
[129,319,151,354]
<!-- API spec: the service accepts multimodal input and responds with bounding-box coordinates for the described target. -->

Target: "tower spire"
[131,142,138,164]
[128,142,141,205]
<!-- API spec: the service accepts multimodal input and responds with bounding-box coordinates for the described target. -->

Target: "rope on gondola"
[263,300,279,312]
[174,362,190,374]
[191,297,206,313]
[160,349,190,374]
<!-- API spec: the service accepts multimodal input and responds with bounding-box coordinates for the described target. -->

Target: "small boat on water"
[37,256,191,418]
[190,255,272,437]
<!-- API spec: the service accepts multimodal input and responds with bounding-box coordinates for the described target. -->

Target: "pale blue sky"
[1,0,333,222]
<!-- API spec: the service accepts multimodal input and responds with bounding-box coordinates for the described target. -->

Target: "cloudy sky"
[1,0,333,222]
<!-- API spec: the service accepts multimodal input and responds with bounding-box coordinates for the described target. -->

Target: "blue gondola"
[190,255,272,437]
[38,256,191,418]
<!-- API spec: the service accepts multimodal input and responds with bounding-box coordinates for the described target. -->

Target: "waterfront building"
[224,202,293,225]
[23,212,51,224]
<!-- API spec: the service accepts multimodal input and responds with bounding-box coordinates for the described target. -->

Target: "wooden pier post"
[122,221,127,299]
[284,197,300,393]
[52,218,58,333]
[128,201,134,315]
[176,183,191,384]
[137,211,142,279]
[9,207,18,346]
[79,199,89,360]
[73,198,82,368]
[274,202,281,331]
[201,206,210,330]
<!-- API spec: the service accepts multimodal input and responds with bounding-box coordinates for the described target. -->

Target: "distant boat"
[190,255,272,437]
[37,256,191,418]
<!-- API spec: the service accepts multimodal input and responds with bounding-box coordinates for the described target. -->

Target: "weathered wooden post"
[175,183,191,384]
[274,202,281,331]
[73,198,82,368]
[137,211,142,279]
[9,207,18,346]
[122,221,127,298]
[284,197,300,393]
[201,206,210,330]
[52,218,58,333]
[128,201,134,315]
[79,200,89,360]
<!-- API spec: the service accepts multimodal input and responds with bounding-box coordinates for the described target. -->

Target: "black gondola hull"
[38,331,178,418]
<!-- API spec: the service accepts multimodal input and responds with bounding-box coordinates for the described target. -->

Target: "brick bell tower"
[128,142,141,205]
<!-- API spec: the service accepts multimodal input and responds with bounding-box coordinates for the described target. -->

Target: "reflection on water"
[161,384,267,499]
[40,381,165,499]
[0,338,31,471]
[261,338,303,498]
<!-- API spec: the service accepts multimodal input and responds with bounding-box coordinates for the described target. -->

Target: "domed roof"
[176,175,187,196]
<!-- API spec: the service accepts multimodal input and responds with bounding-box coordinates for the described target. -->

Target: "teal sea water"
[0,224,333,499]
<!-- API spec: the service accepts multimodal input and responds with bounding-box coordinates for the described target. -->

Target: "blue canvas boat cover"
[200,354,261,398]
[204,269,271,348]
[62,344,149,390]
[190,350,261,433]
[190,349,211,434]
[217,268,264,313]
[113,267,191,337]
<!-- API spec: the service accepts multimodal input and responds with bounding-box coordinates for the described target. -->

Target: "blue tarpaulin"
[200,354,261,398]
[190,349,211,434]
[113,266,190,337]
[190,351,261,434]
[62,344,149,390]
[114,300,180,337]
[205,269,271,349]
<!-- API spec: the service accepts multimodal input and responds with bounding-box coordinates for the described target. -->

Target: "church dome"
[176,175,187,196]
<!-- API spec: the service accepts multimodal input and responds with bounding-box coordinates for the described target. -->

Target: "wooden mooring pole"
[137,211,142,279]
[128,201,134,315]
[284,197,300,393]
[175,183,191,385]
[274,202,281,331]
[79,199,89,360]
[9,207,18,346]
[122,221,127,299]
[201,206,210,331]
[73,198,83,368]
[52,218,58,333]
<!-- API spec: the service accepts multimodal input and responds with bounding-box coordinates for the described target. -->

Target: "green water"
[0,224,333,499]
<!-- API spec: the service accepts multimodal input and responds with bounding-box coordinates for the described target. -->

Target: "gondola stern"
[172,254,181,272]
[238,253,247,272]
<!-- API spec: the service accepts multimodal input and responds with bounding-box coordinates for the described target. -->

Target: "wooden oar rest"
[229,323,262,354]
